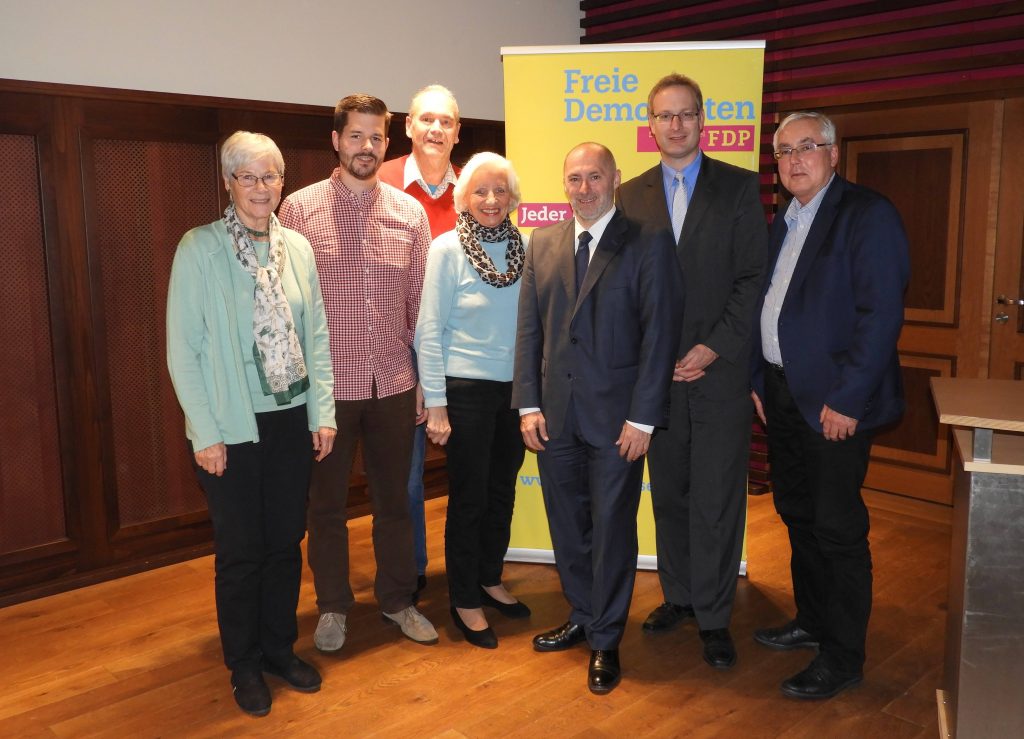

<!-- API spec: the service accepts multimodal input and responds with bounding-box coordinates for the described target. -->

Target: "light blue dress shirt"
[760,174,836,366]
[660,149,703,216]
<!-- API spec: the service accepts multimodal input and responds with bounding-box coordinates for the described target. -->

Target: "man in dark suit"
[750,111,909,699]
[617,73,768,669]
[513,142,682,695]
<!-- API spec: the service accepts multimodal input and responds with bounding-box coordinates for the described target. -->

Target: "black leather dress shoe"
[642,602,695,632]
[263,655,322,693]
[231,669,271,716]
[480,589,531,619]
[753,620,820,651]
[781,659,862,699]
[699,628,737,669]
[533,621,587,652]
[588,649,621,694]
[451,607,498,649]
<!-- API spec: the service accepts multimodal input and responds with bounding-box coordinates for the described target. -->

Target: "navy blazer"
[751,175,910,432]
[512,210,683,441]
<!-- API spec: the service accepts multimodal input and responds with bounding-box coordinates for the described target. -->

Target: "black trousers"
[536,396,645,650]
[764,364,873,675]
[194,404,311,673]
[647,379,751,629]
[444,378,525,608]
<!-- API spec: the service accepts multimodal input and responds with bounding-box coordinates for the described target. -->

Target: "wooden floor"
[0,492,951,738]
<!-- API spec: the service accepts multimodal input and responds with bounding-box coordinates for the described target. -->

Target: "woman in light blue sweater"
[415,152,529,649]
[167,131,335,716]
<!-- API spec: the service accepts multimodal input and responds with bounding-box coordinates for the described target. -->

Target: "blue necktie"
[671,174,687,243]
[576,231,592,294]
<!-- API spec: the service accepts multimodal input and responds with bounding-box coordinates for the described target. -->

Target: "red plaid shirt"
[279,169,431,400]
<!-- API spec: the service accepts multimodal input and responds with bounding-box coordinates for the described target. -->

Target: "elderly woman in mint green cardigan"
[166,131,335,718]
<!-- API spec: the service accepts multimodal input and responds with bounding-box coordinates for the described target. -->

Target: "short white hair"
[220,131,284,179]
[409,84,459,121]
[453,152,522,214]
[774,111,836,150]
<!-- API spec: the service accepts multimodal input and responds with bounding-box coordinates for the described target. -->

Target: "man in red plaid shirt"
[279,94,438,649]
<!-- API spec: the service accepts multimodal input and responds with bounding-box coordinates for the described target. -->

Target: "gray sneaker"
[382,605,439,644]
[314,612,347,652]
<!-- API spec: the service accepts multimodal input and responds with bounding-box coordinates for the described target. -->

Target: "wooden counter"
[931,377,1024,432]
[931,377,1024,463]
[951,428,1024,473]
[929,377,1024,739]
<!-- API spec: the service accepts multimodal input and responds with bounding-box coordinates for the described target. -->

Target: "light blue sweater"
[415,230,522,407]
[166,221,336,451]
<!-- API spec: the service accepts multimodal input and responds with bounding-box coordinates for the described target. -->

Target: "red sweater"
[378,155,460,239]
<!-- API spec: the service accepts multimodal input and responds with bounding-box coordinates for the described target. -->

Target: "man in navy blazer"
[617,73,768,670]
[750,111,909,700]
[513,142,682,695]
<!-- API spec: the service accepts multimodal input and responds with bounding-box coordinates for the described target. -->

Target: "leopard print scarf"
[455,211,525,288]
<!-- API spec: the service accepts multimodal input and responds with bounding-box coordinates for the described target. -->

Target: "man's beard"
[343,152,381,180]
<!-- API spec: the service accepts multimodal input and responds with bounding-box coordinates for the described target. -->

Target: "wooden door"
[990,98,1024,380]
[824,100,1005,504]
[0,93,79,589]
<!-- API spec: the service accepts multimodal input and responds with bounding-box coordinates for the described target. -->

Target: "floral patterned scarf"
[223,203,309,404]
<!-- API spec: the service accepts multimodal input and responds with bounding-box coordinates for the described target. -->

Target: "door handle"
[995,313,1010,323]
[996,295,1024,306]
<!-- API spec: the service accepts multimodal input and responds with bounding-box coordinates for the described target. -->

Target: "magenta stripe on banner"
[636,125,756,153]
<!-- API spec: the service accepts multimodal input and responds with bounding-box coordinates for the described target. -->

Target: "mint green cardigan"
[166,221,336,451]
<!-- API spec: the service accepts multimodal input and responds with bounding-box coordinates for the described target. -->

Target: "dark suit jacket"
[617,155,768,398]
[512,210,682,441]
[751,175,910,432]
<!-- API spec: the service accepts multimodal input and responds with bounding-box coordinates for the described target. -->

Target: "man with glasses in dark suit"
[618,73,768,671]
[750,111,908,699]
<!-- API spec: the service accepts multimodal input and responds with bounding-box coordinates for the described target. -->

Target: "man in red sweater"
[379,84,462,238]
[378,84,462,598]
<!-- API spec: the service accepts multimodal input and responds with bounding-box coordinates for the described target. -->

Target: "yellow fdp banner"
[502,41,765,569]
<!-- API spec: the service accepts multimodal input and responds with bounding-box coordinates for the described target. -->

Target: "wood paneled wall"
[581,0,1024,106]
[0,79,503,606]
[581,0,1024,196]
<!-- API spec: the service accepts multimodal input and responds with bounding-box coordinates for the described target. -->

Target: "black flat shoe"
[588,649,621,694]
[450,607,498,649]
[699,628,737,669]
[533,621,587,652]
[262,655,322,692]
[642,601,695,632]
[754,620,820,651]
[781,659,862,699]
[480,588,531,619]
[231,669,271,717]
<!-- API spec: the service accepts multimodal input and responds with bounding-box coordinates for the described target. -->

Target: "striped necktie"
[671,174,687,243]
